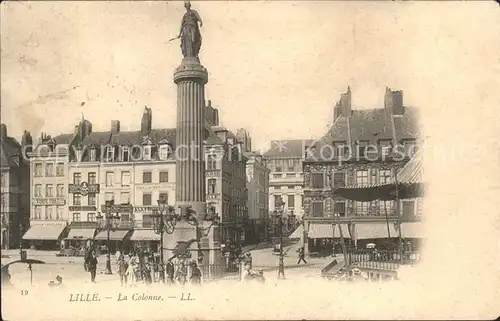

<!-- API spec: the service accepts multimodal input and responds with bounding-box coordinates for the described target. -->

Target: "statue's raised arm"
[179,1,203,59]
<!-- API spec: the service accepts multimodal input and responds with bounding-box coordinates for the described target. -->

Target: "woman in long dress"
[178,1,203,58]
[126,254,138,286]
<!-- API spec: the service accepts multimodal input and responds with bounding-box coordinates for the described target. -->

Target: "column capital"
[174,60,208,84]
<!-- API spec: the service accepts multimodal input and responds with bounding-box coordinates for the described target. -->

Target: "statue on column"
[178,1,203,59]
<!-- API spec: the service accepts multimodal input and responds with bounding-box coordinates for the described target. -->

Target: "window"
[402,201,415,217]
[355,201,369,215]
[46,206,53,220]
[87,213,96,222]
[334,202,346,216]
[106,172,114,187]
[274,195,283,209]
[273,174,282,179]
[379,169,392,184]
[335,143,349,158]
[356,170,369,186]
[105,192,114,201]
[105,146,114,162]
[73,173,82,185]
[90,148,97,161]
[287,195,295,208]
[207,179,217,194]
[301,195,304,208]
[0,173,5,187]
[288,159,295,171]
[35,207,41,219]
[357,141,368,157]
[120,192,130,204]
[312,201,324,217]
[45,184,53,197]
[73,194,82,206]
[88,194,96,206]
[35,184,43,197]
[73,213,81,222]
[380,140,392,156]
[333,172,346,188]
[143,171,152,183]
[311,173,324,189]
[159,192,168,204]
[121,171,130,187]
[159,171,169,183]
[142,193,152,206]
[379,201,394,215]
[88,172,97,184]
[56,184,64,197]
[207,155,217,170]
[159,145,170,160]
[122,146,130,162]
[275,165,282,172]
[45,163,54,176]
[143,146,152,160]
[142,214,153,228]
[56,163,64,176]
[35,163,43,176]
[56,207,63,220]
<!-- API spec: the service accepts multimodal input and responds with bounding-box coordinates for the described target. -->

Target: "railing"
[349,249,421,271]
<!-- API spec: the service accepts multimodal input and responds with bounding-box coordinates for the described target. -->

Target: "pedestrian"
[297,246,307,265]
[243,252,253,269]
[126,253,138,287]
[189,261,202,285]
[117,254,128,287]
[86,252,98,283]
[143,257,153,286]
[175,260,187,285]
[166,260,175,285]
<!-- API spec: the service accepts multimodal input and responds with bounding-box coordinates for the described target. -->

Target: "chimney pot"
[0,123,7,137]
[111,120,120,134]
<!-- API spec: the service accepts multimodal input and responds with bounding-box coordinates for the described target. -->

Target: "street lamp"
[96,200,120,275]
[272,199,289,280]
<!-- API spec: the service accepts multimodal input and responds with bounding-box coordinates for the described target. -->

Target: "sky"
[1,1,499,152]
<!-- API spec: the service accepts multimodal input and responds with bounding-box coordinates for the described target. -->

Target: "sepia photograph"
[1,1,499,320]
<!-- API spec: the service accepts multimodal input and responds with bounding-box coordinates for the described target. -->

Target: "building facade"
[23,104,250,251]
[1,124,31,249]
[302,87,422,256]
[263,139,313,220]
[245,152,270,243]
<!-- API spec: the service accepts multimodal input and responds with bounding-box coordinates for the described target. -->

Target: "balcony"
[349,248,422,270]
[69,221,98,229]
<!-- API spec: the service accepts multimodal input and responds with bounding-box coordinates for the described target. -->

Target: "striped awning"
[288,225,303,239]
[308,223,351,239]
[397,150,423,184]
[400,221,426,238]
[130,229,160,241]
[66,228,96,240]
[94,230,131,241]
[355,223,399,240]
[22,225,66,241]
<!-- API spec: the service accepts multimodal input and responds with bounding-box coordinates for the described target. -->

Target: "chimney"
[334,87,352,120]
[384,87,404,115]
[141,106,152,135]
[79,119,93,139]
[205,100,219,126]
[213,127,228,143]
[111,120,121,134]
[0,123,7,137]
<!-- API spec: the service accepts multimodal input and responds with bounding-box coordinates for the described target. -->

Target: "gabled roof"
[263,139,314,158]
[52,133,75,145]
[0,137,22,168]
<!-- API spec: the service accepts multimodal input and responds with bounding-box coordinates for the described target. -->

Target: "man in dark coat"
[297,246,307,265]
[85,252,98,283]
[189,261,202,285]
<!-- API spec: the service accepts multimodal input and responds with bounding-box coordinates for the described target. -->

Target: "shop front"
[307,223,353,257]
[130,229,160,253]
[354,222,399,249]
[63,221,97,256]
[22,221,68,250]
[94,229,132,255]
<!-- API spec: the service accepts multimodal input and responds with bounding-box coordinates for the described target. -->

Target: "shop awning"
[66,228,96,240]
[355,223,399,240]
[22,225,66,241]
[130,229,160,241]
[288,225,303,239]
[334,183,424,201]
[308,223,351,239]
[94,230,131,241]
[400,221,426,239]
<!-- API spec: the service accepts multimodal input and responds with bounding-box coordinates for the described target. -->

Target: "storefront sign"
[69,206,97,211]
[135,184,173,191]
[33,198,66,206]
[69,182,100,196]
[133,206,159,212]
[101,204,133,213]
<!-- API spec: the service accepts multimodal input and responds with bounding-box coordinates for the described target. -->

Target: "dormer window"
[143,146,152,161]
[75,147,83,161]
[401,139,417,157]
[105,146,115,162]
[379,140,392,157]
[159,145,170,160]
[90,148,97,162]
[356,141,369,158]
[334,141,349,158]
[122,146,130,162]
